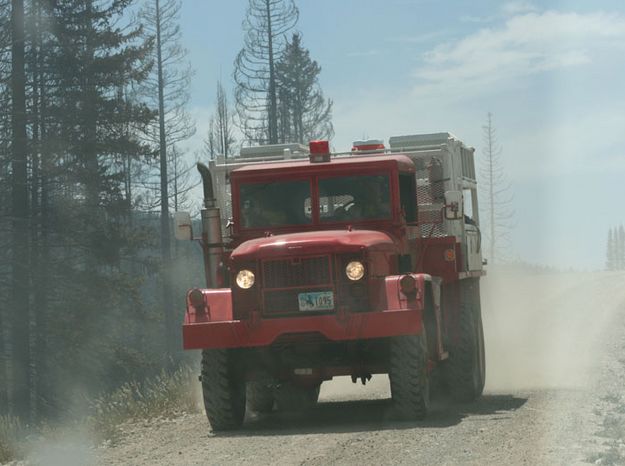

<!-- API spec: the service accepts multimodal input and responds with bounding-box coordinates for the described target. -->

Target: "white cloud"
[460,15,496,24]
[501,1,538,16]
[413,11,625,100]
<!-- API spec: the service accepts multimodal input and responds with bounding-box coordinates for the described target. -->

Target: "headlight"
[236,269,255,289]
[345,261,365,281]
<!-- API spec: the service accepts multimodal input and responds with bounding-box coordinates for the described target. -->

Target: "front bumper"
[182,308,422,350]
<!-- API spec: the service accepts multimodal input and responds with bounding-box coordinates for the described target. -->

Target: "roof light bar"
[352,139,385,153]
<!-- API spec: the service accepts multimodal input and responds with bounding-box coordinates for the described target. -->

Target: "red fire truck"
[175,132,485,431]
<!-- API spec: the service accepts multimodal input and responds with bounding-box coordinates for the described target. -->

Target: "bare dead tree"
[233,0,298,145]
[480,112,514,264]
[169,144,198,212]
[204,116,218,159]
[139,0,195,356]
[204,81,236,159]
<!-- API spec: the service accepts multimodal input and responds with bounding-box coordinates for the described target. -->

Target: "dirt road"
[98,270,625,465]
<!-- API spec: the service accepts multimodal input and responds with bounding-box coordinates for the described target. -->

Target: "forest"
[0,0,332,428]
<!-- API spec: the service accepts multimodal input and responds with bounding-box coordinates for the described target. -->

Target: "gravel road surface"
[97,270,625,465]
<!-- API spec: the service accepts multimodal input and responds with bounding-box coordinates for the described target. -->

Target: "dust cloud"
[25,431,95,466]
[317,267,625,400]
[481,267,625,391]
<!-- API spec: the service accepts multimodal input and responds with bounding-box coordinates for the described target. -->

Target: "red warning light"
[309,140,331,162]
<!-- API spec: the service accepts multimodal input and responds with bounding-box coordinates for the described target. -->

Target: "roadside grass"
[90,364,199,441]
[0,415,24,463]
[587,405,625,464]
[0,365,199,462]
[587,343,625,465]
[587,443,625,465]
[598,414,625,440]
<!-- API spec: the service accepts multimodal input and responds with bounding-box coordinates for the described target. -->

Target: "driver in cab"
[348,179,391,220]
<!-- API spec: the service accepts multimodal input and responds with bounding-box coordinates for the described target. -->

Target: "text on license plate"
[298,291,334,311]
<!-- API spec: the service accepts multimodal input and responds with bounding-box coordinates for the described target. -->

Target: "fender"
[184,288,233,324]
[383,273,430,311]
[384,273,447,361]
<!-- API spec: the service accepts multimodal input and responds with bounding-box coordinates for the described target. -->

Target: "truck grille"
[262,255,331,288]
[262,255,333,315]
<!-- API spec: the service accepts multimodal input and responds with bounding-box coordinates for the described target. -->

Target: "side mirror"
[174,212,193,240]
[444,191,463,220]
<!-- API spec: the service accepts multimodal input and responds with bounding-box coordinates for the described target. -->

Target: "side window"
[463,188,478,226]
[399,173,417,222]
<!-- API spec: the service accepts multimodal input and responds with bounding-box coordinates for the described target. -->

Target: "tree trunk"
[265,0,277,144]
[32,0,49,419]
[11,0,31,420]
[156,0,175,357]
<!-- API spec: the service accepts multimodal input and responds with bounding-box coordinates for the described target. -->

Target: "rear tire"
[201,349,246,431]
[274,383,320,412]
[446,279,486,402]
[246,381,274,413]
[388,333,430,420]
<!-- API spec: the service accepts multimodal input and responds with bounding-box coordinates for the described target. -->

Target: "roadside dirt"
[94,269,625,466]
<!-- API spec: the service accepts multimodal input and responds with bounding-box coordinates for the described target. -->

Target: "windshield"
[238,174,391,229]
[318,174,391,222]
[239,179,312,228]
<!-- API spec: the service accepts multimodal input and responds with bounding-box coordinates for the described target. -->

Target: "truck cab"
[177,133,486,431]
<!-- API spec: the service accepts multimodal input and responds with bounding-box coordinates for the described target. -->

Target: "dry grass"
[0,415,24,463]
[90,365,199,440]
[0,365,199,461]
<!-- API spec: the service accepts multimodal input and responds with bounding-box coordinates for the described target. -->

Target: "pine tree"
[614,225,625,270]
[275,33,333,144]
[233,0,298,145]
[606,227,615,271]
[35,0,158,410]
[25,0,54,420]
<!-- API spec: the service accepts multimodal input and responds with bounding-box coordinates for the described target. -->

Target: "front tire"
[388,333,430,420]
[201,349,246,431]
[446,279,486,402]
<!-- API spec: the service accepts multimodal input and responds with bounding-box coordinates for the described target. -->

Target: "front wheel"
[388,333,430,420]
[201,349,246,431]
[446,279,486,402]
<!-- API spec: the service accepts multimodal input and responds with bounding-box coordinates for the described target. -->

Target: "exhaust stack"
[197,163,223,288]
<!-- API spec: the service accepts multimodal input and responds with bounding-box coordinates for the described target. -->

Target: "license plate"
[298,291,334,311]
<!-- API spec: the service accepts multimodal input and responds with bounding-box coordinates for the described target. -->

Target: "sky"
[176,0,625,269]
